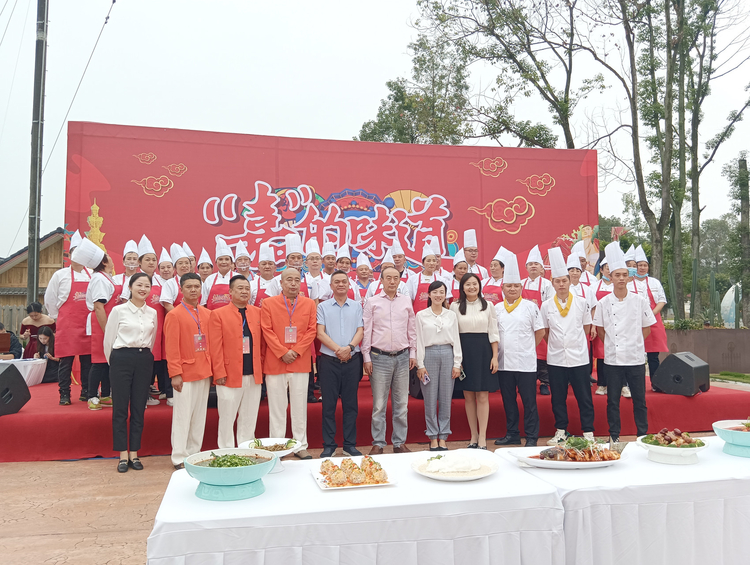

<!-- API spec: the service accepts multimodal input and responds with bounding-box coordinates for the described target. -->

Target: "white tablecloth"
[147,449,565,565]
[0,358,47,387]
[499,439,750,565]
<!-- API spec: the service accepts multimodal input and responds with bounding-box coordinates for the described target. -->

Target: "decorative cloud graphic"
[132,175,174,198]
[470,157,508,177]
[517,173,555,196]
[469,196,535,234]
[133,152,157,164]
[163,163,187,177]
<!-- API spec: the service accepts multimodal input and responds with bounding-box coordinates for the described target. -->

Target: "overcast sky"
[1,0,747,257]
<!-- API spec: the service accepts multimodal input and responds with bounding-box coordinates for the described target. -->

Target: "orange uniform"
[208,303,264,387]
[164,303,213,382]
[260,294,317,374]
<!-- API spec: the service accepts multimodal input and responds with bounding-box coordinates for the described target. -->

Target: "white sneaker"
[166,398,174,407]
[583,432,595,441]
[621,386,631,398]
[547,429,568,446]
[147,397,160,406]
[595,386,607,395]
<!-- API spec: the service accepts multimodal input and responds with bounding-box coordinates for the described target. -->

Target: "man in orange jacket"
[209,275,264,448]
[164,273,212,470]
[260,268,317,459]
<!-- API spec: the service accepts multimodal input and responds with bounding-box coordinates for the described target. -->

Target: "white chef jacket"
[570,282,598,310]
[540,294,592,367]
[521,276,554,302]
[112,272,134,301]
[159,276,182,305]
[200,271,238,306]
[580,270,596,286]
[85,271,116,336]
[467,263,489,279]
[365,278,407,299]
[628,276,667,304]
[249,276,274,305]
[405,272,451,301]
[592,291,656,366]
[44,267,91,319]
[495,299,544,372]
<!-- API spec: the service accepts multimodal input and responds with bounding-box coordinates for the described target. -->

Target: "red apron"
[449,279,461,303]
[206,273,233,310]
[112,275,125,304]
[55,267,91,358]
[350,282,368,305]
[147,277,165,361]
[483,278,504,305]
[412,274,433,313]
[171,277,184,308]
[523,277,547,360]
[90,273,119,364]
[631,279,669,353]
[592,280,612,358]
[253,279,270,307]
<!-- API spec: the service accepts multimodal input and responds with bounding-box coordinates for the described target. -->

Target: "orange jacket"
[164,303,212,382]
[260,294,317,374]
[208,303,264,387]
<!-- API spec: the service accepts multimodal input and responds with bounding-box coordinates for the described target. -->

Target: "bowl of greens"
[184,448,277,500]
[712,418,750,458]
[636,428,708,465]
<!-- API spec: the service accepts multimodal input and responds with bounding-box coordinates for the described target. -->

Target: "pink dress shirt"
[362,292,417,362]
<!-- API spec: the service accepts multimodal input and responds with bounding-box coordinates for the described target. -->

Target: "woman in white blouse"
[104,273,157,473]
[416,281,463,451]
[450,273,500,449]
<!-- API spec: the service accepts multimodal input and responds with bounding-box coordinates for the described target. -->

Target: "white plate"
[411,450,499,482]
[311,455,396,490]
[636,435,708,465]
[505,445,626,469]
[238,438,298,473]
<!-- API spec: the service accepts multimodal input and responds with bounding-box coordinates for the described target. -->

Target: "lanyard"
[283,296,298,325]
[182,302,203,335]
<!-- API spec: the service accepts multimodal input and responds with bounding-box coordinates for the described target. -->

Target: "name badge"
[284,326,298,344]
[194,334,207,352]
[242,336,251,354]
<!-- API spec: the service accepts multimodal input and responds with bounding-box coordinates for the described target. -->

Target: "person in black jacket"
[0,322,23,359]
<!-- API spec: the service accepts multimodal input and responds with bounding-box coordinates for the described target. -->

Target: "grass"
[711,372,750,384]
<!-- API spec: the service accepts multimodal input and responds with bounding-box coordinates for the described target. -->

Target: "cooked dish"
[641,428,705,447]
[319,456,388,486]
[532,437,621,462]
[727,417,750,432]
[251,438,297,451]
[195,453,271,468]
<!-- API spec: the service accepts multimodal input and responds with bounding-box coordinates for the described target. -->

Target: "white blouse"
[415,307,463,369]
[449,298,500,342]
[103,300,157,363]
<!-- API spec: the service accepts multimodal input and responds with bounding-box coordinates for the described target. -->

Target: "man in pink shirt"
[362,266,417,454]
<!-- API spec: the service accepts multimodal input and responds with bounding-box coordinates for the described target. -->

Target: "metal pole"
[26,0,49,305]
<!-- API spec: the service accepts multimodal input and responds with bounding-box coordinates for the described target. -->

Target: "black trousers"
[499,371,539,439]
[536,359,549,386]
[154,359,173,398]
[319,353,362,450]
[110,348,154,452]
[605,363,648,437]
[596,358,607,387]
[548,364,595,432]
[647,352,661,379]
[88,362,111,399]
[57,354,91,396]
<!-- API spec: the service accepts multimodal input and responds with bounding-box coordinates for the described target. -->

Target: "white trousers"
[216,375,262,448]
[170,377,211,466]
[266,372,308,451]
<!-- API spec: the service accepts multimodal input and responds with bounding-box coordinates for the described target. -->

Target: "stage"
[1,379,747,463]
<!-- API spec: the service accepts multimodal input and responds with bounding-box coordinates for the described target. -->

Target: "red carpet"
[1,380,747,462]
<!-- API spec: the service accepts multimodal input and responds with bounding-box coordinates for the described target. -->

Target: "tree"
[356,34,472,145]
[723,152,750,325]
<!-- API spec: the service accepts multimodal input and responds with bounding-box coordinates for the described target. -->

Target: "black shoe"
[307,395,320,403]
[343,447,362,457]
[128,458,144,471]
[438,446,449,451]
[525,438,538,447]
[467,443,478,449]
[59,394,71,406]
[610,436,620,444]
[539,384,550,396]
[79,392,88,402]
[174,463,185,470]
[494,436,522,446]
[429,446,441,451]
[589,376,597,384]
[479,446,488,450]
[320,447,336,458]
[117,460,128,473]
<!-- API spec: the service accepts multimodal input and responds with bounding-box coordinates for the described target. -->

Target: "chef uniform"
[592,257,614,394]
[196,248,213,283]
[336,243,354,276]
[250,242,276,307]
[571,241,595,286]
[303,238,326,300]
[44,230,92,404]
[406,242,445,312]
[182,241,197,273]
[426,235,453,282]
[463,229,489,279]
[448,248,468,303]
[592,242,656,440]
[201,239,237,310]
[365,249,408,299]
[234,240,255,281]
[160,243,192,310]
[351,252,373,305]
[541,248,595,445]
[157,247,174,284]
[630,245,668,380]
[568,254,598,310]
[113,239,139,302]
[266,234,317,299]
[522,245,553,394]
[481,246,509,305]
[390,240,414,281]
[321,239,337,280]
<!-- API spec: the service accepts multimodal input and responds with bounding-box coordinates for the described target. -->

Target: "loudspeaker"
[652,352,710,396]
[0,364,31,416]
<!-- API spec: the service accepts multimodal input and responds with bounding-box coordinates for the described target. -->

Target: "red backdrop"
[64,122,599,272]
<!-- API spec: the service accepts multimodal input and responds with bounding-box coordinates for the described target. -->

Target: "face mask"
[627,267,638,277]
[635,272,648,279]
[124,260,138,269]
[602,274,610,282]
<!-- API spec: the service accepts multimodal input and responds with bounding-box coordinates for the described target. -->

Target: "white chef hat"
[428,235,442,257]
[526,245,543,266]
[566,252,582,271]
[548,247,568,279]
[570,240,586,259]
[493,246,509,265]
[69,230,83,251]
[391,239,405,255]
[453,248,467,267]
[464,229,478,248]
[605,242,627,273]
[381,248,395,266]
[215,238,234,261]
[503,252,522,284]
[122,239,138,257]
[170,243,189,264]
[71,238,105,269]
[599,257,608,268]
[422,241,436,261]
[182,241,195,259]
[159,247,172,266]
[356,252,371,269]
[321,239,336,258]
[258,242,274,263]
[336,244,351,261]
[137,234,155,258]
[234,240,251,261]
[623,245,636,262]
[285,233,303,256]
[197,247,212,267]
[635,245,649,263]
[305,237,321,256]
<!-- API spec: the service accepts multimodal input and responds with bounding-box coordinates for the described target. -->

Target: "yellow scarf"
[554,293,573,317]
[503,296,523,313]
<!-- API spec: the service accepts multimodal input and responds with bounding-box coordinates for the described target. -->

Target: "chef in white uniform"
[201,239,238,310]
[463,229,489,279]
[196,248,213,283]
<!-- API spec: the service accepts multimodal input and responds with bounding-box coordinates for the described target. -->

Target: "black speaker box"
[0,363,31,416]
[652,352,710,396]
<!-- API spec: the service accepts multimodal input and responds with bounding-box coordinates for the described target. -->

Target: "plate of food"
[238,438,298,473]
[184,448,277,501]
[506,437,625,469]
[312,455,395,490]
[411,450,499,481]
[636,428,708,465]
[712,419,750,458]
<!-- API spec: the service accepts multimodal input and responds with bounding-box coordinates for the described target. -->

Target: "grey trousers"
[370,351,410,447]
[419,344,456,440]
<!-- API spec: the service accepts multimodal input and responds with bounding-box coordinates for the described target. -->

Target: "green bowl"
[184,448,277,501]
[712,420,750,458]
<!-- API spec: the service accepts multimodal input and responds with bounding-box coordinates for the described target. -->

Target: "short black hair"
[380,266,401,278]
[180,272,202,287]
[330,270,349,282]
[0,322,5,331]
[129,272,152,288]
[229,274,249,288]
[26,302,43,314]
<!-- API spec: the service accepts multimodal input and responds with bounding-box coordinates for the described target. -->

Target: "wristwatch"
[348,344,355,352]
